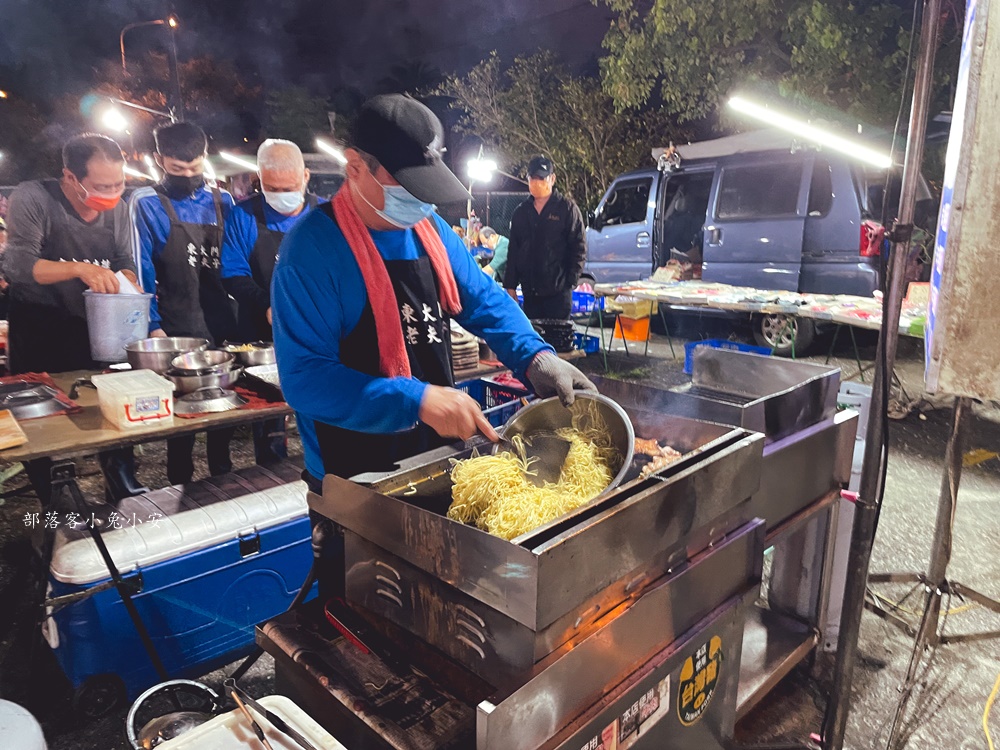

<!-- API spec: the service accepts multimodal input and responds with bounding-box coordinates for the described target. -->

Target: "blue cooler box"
[44,462,314,709]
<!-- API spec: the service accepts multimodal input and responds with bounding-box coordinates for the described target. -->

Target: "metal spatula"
[495,431,572,486]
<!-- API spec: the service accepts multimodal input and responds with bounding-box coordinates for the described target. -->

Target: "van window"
[600,178,652,226]
[717,163,803,220]
[808,160,833,217]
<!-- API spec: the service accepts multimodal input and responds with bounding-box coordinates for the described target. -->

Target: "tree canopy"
[439,52,680,210]
[598,0,935,127]
[264,87,332,150]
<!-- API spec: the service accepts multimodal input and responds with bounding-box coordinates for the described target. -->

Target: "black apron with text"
[244,193,318,341]
[9,182,115,374]
[153,188,237,344]
[313,204,454,479]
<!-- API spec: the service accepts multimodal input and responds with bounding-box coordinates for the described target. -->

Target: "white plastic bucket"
[84,291,153,363]
[0,700,47,750]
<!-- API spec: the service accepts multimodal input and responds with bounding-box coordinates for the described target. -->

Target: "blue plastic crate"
[684,339,773,374]
[457,377,531,427]
[574,332,600,354]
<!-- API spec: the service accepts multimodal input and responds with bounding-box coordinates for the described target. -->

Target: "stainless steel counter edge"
[474,519,766,750]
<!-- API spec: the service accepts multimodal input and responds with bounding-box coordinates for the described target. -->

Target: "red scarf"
[332,187,462,379]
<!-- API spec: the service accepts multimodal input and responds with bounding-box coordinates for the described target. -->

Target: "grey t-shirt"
[1,179,136,318]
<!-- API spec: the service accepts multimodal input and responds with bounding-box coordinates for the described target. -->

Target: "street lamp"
[219,152,258,172]
[120,16,179,72]
[120,16,183,119]
[727,95,893,169]
[102,107,130,133]
[467,158,498,183]
[315,138,348,165]
[202,158,217,182]
[124,165,156,182]
[106,97,176,122]
[467,157,528,185]
[143,154,160,181]
[0,90,8,99]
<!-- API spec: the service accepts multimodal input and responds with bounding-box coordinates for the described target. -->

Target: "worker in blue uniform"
[272,96,597,594]
[221,139,325,466]
[129,122,238,485]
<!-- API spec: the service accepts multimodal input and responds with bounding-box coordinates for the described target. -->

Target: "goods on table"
[91,370,174,430]
[447,400,616,540]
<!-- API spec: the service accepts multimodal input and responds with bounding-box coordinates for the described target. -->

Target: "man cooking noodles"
[130,122,238,485]
[271,94,597,494]
[1,133,143,501]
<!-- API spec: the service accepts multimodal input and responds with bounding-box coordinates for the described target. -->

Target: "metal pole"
[120,29,128,73]
[168,25,184,120]
[884,396,968,745]
[823,0,943,747]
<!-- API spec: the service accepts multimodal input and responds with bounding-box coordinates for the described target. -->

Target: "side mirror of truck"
[589,209,604,232]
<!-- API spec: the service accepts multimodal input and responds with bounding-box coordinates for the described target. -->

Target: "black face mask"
[161,173,205,199]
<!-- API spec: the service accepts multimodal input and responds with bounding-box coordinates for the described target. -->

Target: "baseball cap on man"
[351,94,470,205]
[527,155,554,178]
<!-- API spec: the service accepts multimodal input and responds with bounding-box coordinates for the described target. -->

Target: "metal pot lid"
[175,387,247,415]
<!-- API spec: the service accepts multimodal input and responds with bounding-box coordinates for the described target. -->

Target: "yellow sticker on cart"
[677,635,724,727]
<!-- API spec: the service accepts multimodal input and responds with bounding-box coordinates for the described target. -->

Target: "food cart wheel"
[754,314,815,357]
[72,673,126,719]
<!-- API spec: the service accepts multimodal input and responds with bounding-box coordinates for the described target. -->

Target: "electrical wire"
[985,671,1000,750]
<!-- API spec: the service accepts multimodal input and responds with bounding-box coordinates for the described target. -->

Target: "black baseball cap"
[527,155,554,178]
[351,94,470,205]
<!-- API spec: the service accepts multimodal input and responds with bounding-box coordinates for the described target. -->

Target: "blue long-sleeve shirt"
[220,195,326,283]
[272,209,552,479]
[129,185,235,333]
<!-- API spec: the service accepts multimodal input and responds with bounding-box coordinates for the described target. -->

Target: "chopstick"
[232,690,275,750]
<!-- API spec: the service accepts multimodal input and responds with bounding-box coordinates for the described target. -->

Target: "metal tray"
[666,348,841,443]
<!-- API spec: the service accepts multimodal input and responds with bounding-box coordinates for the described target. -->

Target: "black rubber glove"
[526,352,599,407]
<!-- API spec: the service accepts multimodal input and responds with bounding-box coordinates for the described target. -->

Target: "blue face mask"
[359,179,436,228]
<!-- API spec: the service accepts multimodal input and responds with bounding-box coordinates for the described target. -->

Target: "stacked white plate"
[451,329,481,379]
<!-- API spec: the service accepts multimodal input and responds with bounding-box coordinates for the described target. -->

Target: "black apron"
[9,182,116,374]
[312,203,454,479]
[243,193,318,341]
[153,188,237,345]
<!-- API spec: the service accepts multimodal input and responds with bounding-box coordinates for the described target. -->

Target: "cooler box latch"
[239,533,261,558]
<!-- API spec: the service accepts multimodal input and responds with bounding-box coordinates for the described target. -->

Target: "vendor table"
[0,370,291,465]
[591,280,926,381]
[1,370,294,692]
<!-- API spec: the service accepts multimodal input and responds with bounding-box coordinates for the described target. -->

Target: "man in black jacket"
[504,156,587,320]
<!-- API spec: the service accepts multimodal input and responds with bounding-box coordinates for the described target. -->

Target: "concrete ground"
[1,316,999,749]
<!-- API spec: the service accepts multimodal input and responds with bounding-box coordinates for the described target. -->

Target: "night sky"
[0,0,612,100]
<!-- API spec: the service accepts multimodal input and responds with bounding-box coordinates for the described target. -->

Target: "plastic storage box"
[683,339,773,374]
[574,332,600,354]
[457,376,530,427]
[44,462,315,712]
[157,695,346,749]
[91,369,175,429]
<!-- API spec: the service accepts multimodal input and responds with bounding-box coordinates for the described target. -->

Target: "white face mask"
[263,190,305,215]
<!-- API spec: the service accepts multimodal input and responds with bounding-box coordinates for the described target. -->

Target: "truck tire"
[753,314,815,357]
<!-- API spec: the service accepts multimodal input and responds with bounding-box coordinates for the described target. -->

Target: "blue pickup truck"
[584,130,932,354]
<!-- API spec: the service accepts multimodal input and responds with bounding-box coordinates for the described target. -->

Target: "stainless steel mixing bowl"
[125,338,209,375]
[500,392,635,496]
